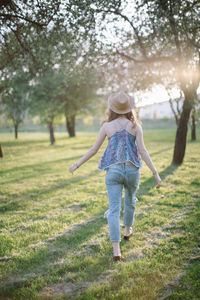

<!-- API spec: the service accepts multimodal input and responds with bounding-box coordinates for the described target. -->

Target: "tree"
[29,71,65,144]
[86,0,200,164]
[1,70,30,138]
[60,64,101,137]
[0,0,98,141]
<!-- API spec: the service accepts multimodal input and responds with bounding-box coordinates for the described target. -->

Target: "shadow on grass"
[0,161,179,214]
[1,145,173,185]
[0,213,107,295]
[2,138,51,148]
[0,162,181,297]
[1,134,93,148]
[0,168,100,212]
[149,146,173,157]
[158,162,179,181]
[0,155,82,179]
[71,145,93,150]
[0,201,26,214]
[137,163,179,197]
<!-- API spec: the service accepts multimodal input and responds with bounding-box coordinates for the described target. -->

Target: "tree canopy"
[0,0,199,162]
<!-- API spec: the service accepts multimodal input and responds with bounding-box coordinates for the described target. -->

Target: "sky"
[135,86,180,107]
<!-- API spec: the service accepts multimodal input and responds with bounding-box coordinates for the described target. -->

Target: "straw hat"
[108,92,135,114]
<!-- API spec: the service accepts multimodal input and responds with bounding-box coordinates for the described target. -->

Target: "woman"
[69,92,162,261]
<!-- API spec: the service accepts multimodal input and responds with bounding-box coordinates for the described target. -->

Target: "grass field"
[0,129,200,300]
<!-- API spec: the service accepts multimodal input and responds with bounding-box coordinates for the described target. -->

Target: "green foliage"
[0,0,61,71]
[0,0,97,73]
[1,70,30,126]
[29,70,65,124]
[29,63,101,127]
[0,0,103,137]
[61,64,101,117]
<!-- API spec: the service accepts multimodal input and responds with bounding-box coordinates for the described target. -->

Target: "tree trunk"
[169,97,179,126]
[49,121,55,145]
[0,144,3,158]
[66,114,76,137]
[172,93,193,165]
[191,109,196,141]
[14,123,18,139]
[48,112,55,145]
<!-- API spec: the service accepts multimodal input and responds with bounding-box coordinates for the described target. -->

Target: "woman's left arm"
[69,124,107,174]
[136,124,162,188]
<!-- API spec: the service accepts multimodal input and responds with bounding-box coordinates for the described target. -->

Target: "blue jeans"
[105,163,140,242]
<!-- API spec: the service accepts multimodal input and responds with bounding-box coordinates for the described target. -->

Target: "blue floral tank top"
[98,128,143,171]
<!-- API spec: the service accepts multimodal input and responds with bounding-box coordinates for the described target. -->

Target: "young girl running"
[69,92,162,261]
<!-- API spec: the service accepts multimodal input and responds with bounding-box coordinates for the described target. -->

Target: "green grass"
[0,129,199,300]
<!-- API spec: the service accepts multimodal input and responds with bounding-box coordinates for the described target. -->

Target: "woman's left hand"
[69,163,78,174]
[153,172,162,189]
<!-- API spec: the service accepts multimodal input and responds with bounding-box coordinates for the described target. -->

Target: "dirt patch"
[145,231,170,247]
[14,210,25,214]
[192,193,199,199]
[10,224,28,233]
[39,281,94,299]
[39,282,76,298]
[0,273,38,289]
[95,269,116,285]
[157,272,186,300]
[0,255,13,262]
[83,236,107,255]
[189,247,200,263]
[173,228,186,234]
[69,205,83,212]
[99,191,107,195]
[126,249,144,261]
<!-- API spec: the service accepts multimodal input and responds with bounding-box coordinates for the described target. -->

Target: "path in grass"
[0,130,199,300]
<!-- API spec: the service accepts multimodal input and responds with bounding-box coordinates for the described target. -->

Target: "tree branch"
[0,13,46,27]
[115,50,176,64]
[183,0,200,12]
[9,26,39,69]
[164,1,182,59]
[113,10,148,58]
[95,8,148,58]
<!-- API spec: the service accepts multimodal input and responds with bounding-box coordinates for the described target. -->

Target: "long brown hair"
[101,108,140,128]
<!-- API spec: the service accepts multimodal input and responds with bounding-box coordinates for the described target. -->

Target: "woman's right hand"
[69,163,78,174]
[153,172,162,189]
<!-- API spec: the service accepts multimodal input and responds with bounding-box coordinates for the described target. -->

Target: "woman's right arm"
[136,124,162,188]
[69,123,107,174]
